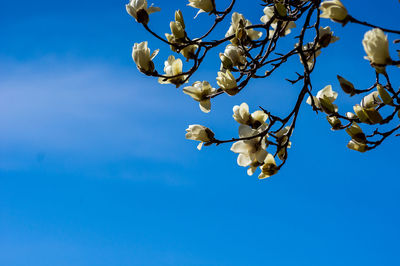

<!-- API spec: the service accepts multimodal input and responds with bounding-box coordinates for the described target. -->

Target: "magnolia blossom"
[231,125,268,171]
[319,0,348,24]
[183,81,216,113]
[362,28,391,71]
[158,55,187,87]
[317,26,339,48]
[180,44,198,61]
[275,126,292,160]
[225,12,262,44]
[187,0,214,18]
[185,124,215,150]
[216,70,238,95]
[126,0,161,24]
[260,6,296,37]
[297,42,321,70]
[355,91,383,124]
[132,41,159,74]
[306,85,338,114]
[258,154,278,179]
[232,102,268,129]
[220,44,246,70]
[361,91,382,109]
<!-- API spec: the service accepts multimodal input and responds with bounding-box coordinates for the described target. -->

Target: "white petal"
[237,154,252,167]
[199,100,211,113]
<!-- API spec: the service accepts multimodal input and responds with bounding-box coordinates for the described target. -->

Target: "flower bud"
[327,116,342,130]
[362,28,391,71]
[347,139,367,153]
[363,108,383,124]
[345,123,366,144]
[319,97,336,114]
[258,154,279,179]
[337,75,355,96]
[377,84,394,106]
[275,2,287,17]
[353,104,371,124]
[175,10,185,29]
[132,41,159,74]
[346,112,357,119]
[219,54,233,70]
[170,21,185,40]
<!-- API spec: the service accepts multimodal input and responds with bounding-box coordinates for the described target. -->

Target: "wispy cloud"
[0,57,195,170]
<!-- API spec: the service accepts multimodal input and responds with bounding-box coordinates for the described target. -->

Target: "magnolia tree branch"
[126,0,400,179]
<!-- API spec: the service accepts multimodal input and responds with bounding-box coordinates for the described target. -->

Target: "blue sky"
[1,0,400,265]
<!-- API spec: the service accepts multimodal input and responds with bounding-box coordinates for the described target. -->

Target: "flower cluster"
[126,0,400,179]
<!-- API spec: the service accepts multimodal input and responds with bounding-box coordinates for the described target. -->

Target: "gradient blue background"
[1,0,400,265]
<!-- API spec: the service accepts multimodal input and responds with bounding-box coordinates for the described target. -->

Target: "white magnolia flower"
[356,91,383,124]
[132,41,159,74]
[216,70,238,95]
[158,55,187,87]
[126,0,161,24]
[225,12,262,43]
[361,91,382,109]
[318,26,339,48]
[231,125,268,171]
[362,28,391,71]
[258,153,278,179]
[232,102,268,128]
[260,6,296,37]
[297,42,321,70]
[187,0,214,18]
[183,81,216,113]
[220,44,246,69]
[275,126,292,160]
[180,44,198,61]
[319,0,348,24]
[307,85,338,114]
[185,124,214,150]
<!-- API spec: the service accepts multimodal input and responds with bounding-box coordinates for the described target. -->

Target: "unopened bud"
[275,2,287,17]
[377,84,394,106]
[363,108,383,124]
[345,123,366,143]
[337,75,355,96]
[175,10,185,29]
[219,53,233,69]
[347,139,367,153]
[353,104,371,124]
[327,116,342,130]
[319,97,336,114]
